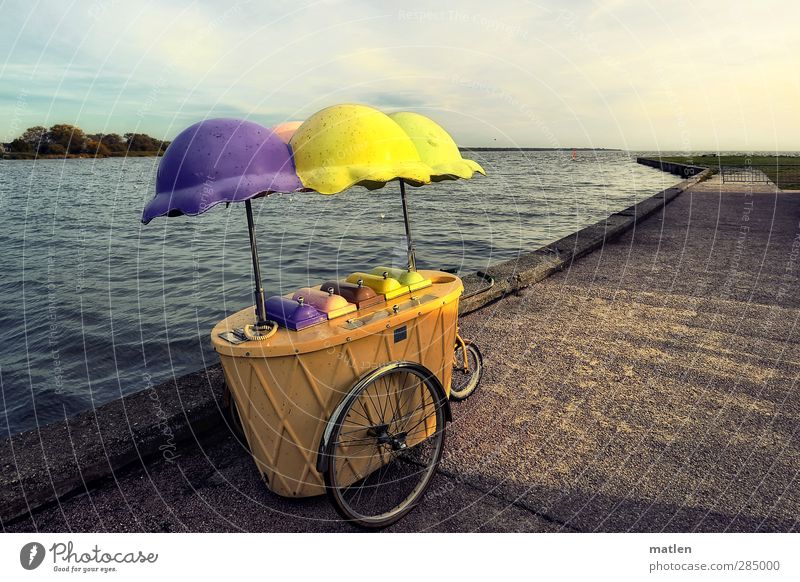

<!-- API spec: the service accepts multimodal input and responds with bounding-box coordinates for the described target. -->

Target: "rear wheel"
[322,363,447,529]
[449,341,483,401]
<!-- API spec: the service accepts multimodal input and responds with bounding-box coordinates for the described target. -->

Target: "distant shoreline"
[2,147,621,160]
[460,147,621,152]
[16,147,749,159]
[1,150,164,160]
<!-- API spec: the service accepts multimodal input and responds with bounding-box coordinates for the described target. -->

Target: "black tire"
[322,363,447,529]
[449,341,483,401]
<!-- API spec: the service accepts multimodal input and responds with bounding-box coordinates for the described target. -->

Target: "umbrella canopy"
[289,104,432,195]
[389,111,485,182]
[141,118,302,224]
[271,120,303,144]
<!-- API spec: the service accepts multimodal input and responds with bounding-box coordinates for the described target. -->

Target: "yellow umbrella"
[389,111,485,181]
[290,103,432,195]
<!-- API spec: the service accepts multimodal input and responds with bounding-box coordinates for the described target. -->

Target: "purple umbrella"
[142,118,303,330]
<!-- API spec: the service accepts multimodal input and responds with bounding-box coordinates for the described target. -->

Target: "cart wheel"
[321,362,448,529]
[449,341,483,401]
[223,386,248,448]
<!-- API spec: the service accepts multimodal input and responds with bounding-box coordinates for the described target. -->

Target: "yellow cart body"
[211,270,462,497]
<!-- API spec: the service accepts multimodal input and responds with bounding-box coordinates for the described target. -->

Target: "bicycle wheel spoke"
[383,375,400,424]
[378,375,393,422]
[346,399,372,425]
[400,395,438,435]
[364,384,383,426]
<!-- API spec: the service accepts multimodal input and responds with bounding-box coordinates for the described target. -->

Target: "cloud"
[0,0,798,149]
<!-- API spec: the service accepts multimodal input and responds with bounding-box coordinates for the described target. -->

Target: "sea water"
[0,150,675,434]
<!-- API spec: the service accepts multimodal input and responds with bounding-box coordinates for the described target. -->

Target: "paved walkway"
[8,175,800,532]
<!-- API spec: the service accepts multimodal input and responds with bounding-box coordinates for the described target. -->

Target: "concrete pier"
[4,167,799,532]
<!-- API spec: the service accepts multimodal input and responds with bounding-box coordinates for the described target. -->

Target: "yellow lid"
[346,271,408,298]
[370,266,432,291]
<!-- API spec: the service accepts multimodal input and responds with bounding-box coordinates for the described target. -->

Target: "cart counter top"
[212,270,463,358]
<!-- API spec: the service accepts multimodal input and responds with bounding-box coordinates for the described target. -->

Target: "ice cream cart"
[142,105,485,528]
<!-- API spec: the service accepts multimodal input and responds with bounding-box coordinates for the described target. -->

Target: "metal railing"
[721,166,771,183]
[721,165,800,188]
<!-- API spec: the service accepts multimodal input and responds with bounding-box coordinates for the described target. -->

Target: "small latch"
[342,318,365,330]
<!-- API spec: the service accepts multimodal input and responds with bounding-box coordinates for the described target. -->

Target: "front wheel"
[322,363,448,529]
[449,341,483,401]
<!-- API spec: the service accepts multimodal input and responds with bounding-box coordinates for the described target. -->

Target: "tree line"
[4,124,169,157]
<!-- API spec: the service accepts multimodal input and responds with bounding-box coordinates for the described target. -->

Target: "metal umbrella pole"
[399,179,417,272]
[245,199,268,327]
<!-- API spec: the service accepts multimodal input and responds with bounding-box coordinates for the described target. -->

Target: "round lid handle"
[297,296,304,306]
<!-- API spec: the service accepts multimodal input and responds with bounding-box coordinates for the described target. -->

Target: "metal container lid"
[292,287,356,319]
[265,295,327,331]
[320,280,385,310]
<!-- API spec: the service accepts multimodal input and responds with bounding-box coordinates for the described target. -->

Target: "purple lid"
[265,295,327,331]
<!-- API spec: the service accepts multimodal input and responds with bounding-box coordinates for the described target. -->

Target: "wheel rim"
[328,367,445,524]
[451,344,480,397]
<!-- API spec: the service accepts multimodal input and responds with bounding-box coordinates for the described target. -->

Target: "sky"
[1,0,798,151]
